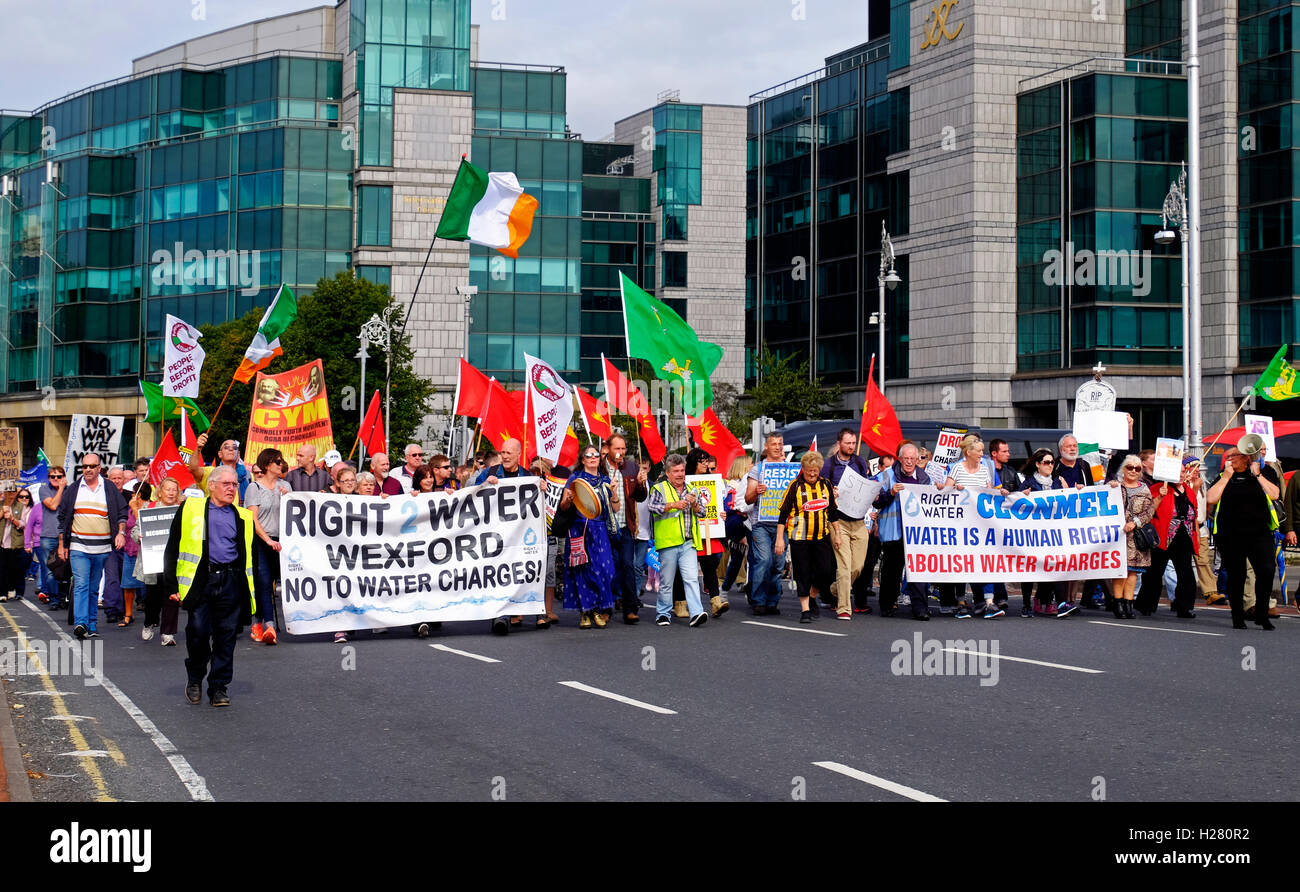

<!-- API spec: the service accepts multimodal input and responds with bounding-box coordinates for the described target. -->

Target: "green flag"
[36,447,49,464]
[139,380,211,431]
[619,272,723,416]
[1253,346,1299,401]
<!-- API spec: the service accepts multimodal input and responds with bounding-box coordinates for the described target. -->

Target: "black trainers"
[490,617,509,636]
[656,615,671,627]
[185,683,202,705]
[209,689,230,707]
[73,624,87,640]
[688,613,708,628]
[799,610,812,624]
[416,623,430,638]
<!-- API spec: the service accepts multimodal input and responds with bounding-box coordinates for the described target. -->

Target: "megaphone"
[1237,433,1265,457]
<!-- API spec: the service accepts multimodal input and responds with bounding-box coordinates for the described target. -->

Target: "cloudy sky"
[0,0,875,137]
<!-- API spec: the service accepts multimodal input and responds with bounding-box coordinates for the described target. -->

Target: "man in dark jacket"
[163,465,256,707]
[57,454,128,639]
[603,434,648,623]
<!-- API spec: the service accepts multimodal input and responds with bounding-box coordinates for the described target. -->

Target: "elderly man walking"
[58,454,128,640]
[164,465,256,707]
[649,453,711,627]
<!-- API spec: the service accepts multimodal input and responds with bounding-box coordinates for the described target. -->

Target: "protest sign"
[897,483,1128,583]
[543,473,565,532]
[836,466,882,520]
[1152,438,1185,483]
[1244,414,1276,460]
[1073,410,1129,450]
[279,479,548,633]
[64,415,124,477]
[0,428,20,480]
[137,505,181,575]
[686,473,726,539]
[163,314,205,399]
[245,359,335,466]
[927,427,966,481]
[757,462,800,522]
[523,353,574,464]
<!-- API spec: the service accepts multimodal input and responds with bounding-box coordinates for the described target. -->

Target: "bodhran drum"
[570,478,602,519]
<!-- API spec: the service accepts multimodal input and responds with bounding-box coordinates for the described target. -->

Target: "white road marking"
[940,648,1103,674]
[557,681,677,715]
[21,599,213,802]
[430,644,501,664]
[813,761,947,802]
[1088,620,1223,637]
[10,690,77,696]
[740,620,847,637]
[57,750,112,758]
[43,715,96,722]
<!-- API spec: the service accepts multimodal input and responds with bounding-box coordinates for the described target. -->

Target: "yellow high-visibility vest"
[175,498,255,613]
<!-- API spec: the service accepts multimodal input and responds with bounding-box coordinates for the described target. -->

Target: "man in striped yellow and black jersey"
[775,451,842,624]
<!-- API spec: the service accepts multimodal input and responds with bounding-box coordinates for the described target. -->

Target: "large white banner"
[163,314,205,398]
[898,483,1128,583]
[279,480,548,633]
[64,415,125,477]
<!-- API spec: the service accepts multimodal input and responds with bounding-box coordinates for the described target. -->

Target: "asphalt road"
[2,587,1296,802]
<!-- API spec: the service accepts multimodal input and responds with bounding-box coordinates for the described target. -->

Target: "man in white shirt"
[393,444,424,494]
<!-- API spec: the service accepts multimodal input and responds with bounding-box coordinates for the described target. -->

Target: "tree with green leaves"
[728,346,843,435]
[190,272,435,462]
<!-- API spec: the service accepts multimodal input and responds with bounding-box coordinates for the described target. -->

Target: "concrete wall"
[133,6,336,72]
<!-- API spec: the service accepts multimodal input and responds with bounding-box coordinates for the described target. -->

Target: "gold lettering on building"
[920,0,965,49]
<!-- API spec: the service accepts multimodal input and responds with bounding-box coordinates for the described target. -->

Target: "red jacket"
[1152,483,1199,554]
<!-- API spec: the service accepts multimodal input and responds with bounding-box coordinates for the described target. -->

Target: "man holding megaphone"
[1206,436,1281,631]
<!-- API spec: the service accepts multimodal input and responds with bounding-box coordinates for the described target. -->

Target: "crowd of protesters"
[2,426,1291,667]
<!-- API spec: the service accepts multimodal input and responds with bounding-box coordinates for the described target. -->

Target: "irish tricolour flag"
[435,158,538,258]
[234,284,297,383]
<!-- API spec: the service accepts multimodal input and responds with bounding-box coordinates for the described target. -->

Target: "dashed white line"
[740,620,847,637]
[20,599,213,802]
[430,643,501,663]
[940,648,1103,674]
[557,681,677,715]
[1088,620,1223,637]
[813,761,947,802]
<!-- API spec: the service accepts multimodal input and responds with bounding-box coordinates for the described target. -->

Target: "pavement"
[1,583,1296,803]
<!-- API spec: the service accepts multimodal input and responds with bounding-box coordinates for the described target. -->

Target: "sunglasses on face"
[1038,459,1054,465]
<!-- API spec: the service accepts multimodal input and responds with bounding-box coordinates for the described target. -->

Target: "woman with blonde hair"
[722,454,754,595]
[135,476,186,645]
[939,434,1005,618]
[1115,455,1155,618]
[0,490,33,602]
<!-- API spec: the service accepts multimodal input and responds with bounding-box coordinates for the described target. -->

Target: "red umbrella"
[1202,420,1300,443]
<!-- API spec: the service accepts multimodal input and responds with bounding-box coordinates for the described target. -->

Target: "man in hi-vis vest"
[163,465,255,707]
[647,453,711,628]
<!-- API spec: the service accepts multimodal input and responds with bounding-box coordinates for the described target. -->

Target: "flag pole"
[208,371,239,428]
[1202,391,1254,459]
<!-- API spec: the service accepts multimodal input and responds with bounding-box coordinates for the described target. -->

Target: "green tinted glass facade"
[652,103,702,241]
[0,57,349,392]
[1238,1,1300,362]
[352,0,471,166]
[1016,73,1187,372]
[466,69,582,386]
[1126,0,1181,62]
[746,37,909,387]
[579,143,656,384]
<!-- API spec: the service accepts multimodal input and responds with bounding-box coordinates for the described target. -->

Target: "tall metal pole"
[1180,225,1190,445]
[1159,163,1190,445]
[356,336,368,468]
[877,222,898,396]
[1186,0,1203,455]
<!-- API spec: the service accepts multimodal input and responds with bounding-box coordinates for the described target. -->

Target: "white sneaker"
[141,624,157,641]
[160,634,176,646]
[897,594,912,608]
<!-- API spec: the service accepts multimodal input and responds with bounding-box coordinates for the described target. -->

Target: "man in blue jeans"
[36,465,69,607]
[745,433,789,615]
[56,454,128,640]
[649,454,710,627]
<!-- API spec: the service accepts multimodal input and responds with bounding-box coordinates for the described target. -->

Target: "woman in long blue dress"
[561,447,617,628]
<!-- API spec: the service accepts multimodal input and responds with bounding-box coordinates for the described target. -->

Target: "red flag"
[685,408,745,472]
[480,379,527,449]
[575,386,613,442]
[809,435,817,454]
[178,404,198,459]
[148,430,196,491]
[455,358,493,418]
[603,356,663,460]
[859,355,902,458]
[359,390,386,456]
[558,428,581,467]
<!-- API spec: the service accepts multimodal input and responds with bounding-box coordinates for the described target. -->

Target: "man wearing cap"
[189,433,252,501]
[164,465,255,706]
[285,444,333,493]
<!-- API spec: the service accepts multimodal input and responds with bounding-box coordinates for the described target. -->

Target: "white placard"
[1152,438,1185,483]
[836,467,883,520]
[1243,414,1276,461]
[1072,410,1129,450]
[64,415,125,478]
[162,314,205,398]
[685,473,726,539]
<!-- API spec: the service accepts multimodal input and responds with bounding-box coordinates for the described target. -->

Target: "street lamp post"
[1156,161,1190,446]
[1186,0,1204,455]
[355,336,369,467]
[875,222,901,395]
[360,306,400,449]
[456,284,478,461]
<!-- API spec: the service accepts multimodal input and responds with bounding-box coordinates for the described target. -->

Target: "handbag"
[46,551,72,583]
[1124,486,1158,552]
